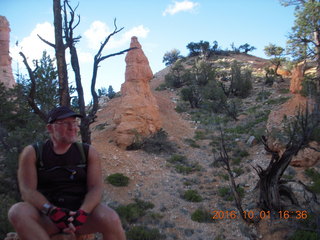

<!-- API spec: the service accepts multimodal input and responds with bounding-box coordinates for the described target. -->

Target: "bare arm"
[18,145,50,211]
[79,145,103,213]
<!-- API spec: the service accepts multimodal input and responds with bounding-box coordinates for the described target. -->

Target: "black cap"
[47,106,82,124]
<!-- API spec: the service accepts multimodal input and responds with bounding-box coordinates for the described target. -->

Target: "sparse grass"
[265,96,290,105]
[184,138,201,148]
[218,173,229,181]
[194,130,207,140]
[175,164,201,175]
[278,88,290,94]
[168,154,187,164]
[175,102,189,113]
[231,148,249,165]
[106,173,129,187]
[126,226,164,240]
[168,154,201,175]
[182,190,203,202]
[256,90,271,101]
[218,186,245,201]
[225,110,270,136]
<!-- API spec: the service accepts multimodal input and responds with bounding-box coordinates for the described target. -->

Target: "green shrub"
[289,230,318,240]
[175,163,201,175]
[191,208,212,223]
[184,138,200,148]
[168,154,187,164]
[305,168,320,193]
[182,190,203,202]
[218,186,244,201]
[218,173,229,181]
[126,226,164,240]
[115,199,154,224]
[0,195,16,238]
[233,167,245,176]
[256,90,271,101]
[175,102,189,113]
[289,212,318,240]
[141,129,176,154]
[265,96,290,105]
[218,187,233,201]
[168,154,200,174]
[194,130,207,140]
[106,173,130,187]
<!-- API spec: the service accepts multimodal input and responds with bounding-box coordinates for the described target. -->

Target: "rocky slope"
[90,54,320,240]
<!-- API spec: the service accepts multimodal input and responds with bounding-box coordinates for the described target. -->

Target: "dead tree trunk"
[53,0,70,107]
[61,1,135,143]
[255,103,319,212]
[255,136,300,211]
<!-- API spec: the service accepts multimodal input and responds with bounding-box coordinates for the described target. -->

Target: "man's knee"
[92,204,122,226]
[8,202,37,223]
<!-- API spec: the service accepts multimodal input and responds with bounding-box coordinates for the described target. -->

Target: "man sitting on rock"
[7,106,126,240]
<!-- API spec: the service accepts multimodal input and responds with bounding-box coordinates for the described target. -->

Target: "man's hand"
[48,207,71,230]
[69,209,89,230]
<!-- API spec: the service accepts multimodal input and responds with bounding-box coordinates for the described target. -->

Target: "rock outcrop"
[266,94,320,167]
[113,36,162,149]
[289,62,304,93]
[0,16,15,88]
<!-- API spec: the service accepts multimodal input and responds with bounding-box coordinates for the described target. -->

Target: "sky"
[1,0,296,104]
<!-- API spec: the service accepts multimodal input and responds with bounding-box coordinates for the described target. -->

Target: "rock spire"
[113,36,162,149]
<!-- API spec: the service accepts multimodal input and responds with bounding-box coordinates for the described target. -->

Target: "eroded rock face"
[289,62,304,94]
[266,94,319,167]
[113,36,162,149]
[0,16,15,88]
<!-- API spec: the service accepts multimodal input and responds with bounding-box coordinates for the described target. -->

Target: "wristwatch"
[41,203,53,215]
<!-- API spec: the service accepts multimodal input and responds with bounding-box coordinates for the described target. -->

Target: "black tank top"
[36,140,89,210]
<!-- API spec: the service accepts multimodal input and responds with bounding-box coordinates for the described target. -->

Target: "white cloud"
[163,0,199,16]
[77,51,93,64]
[11,22,55,67]
[84,21,110,50]
[84,21,150,50]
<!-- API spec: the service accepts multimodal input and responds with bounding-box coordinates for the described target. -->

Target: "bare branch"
[37,34,55,48]
[19,52,47,122]
[99,47,137,62]
[95,19,124,60]
[218,129,255,224]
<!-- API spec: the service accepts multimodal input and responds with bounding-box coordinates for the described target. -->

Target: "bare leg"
[77,204,126,240]
[8,202,59,240]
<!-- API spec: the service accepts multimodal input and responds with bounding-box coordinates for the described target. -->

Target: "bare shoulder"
[87,145,101,163]
[19,145,36,163]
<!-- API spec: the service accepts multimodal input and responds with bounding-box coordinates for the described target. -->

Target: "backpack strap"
[33,141,44,169]
[75,142,87,166]
[33,141,87,170]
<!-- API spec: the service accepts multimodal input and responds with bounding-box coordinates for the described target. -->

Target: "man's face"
[47,117,79,144]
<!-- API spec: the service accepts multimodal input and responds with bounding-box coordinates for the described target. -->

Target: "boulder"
[113,36,162,148]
